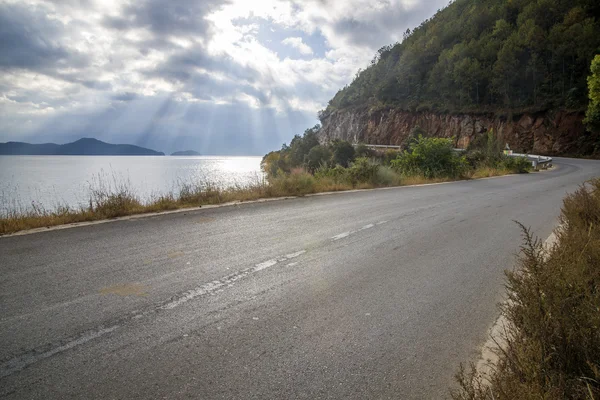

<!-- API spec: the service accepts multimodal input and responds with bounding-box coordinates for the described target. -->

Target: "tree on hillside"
[331,140,356,167]
[321,0,600,117]
[289,125,321,166]
[306,145,331,173]
[584,55,600,132]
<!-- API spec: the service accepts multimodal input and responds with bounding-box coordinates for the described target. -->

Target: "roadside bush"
[348,157,379,185]
[355,143,376,159]
[331,140,356,167]
[314,165,351,184]
[500,156,531,173]
[306,145,332,173]
[374,166,402,186]
[270,169,316,196]
[466,130,504,168]
[452,179,600,400]
[382,149,402,166]
[391,135,468,178]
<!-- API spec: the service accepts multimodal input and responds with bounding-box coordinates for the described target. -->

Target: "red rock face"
[319,108,590,156]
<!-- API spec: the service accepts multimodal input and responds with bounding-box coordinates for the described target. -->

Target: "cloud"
[282,37,313,55]
[0,0,449,154]
[104,0,226,39]
[0,2,78,70]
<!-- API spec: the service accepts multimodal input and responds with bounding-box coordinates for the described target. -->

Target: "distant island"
[171,150,201,156]
[0,138,164,156]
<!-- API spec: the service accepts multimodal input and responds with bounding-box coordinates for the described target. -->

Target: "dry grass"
[451,178,600,400]
[469,166,511,179]
[0,166,518,235]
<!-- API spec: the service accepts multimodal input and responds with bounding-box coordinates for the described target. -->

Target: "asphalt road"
[1,157,599,399]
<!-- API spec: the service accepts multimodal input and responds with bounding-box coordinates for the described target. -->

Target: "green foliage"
[500,155,532,173]
[465,129,532,172]
[374,166,403,186]
[584,54,600,132]
[314,164,350,184]
[288,125,321,167]
[453,179,600,399]
[306,145,332,172]
[261,150,290,177]
[348,157,380,185]
[391,135,468,178]
[269,170,317,196]
[466,129,504,167]
[355,143,376,159]
[331,139,356,167]
[382,149,402,165]
[323,0,600,116]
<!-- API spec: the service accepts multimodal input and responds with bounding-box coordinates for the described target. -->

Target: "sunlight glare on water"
[0,155,264,213]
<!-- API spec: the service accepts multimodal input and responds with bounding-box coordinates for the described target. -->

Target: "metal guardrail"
[359,144,402,150]
[507,152,553,170]
[361,144,553,170]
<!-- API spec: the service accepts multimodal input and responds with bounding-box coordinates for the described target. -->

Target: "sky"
[0,0,448,155]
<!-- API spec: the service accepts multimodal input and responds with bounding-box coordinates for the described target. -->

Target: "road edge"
[475,224,561,380]
[1,168,555,238]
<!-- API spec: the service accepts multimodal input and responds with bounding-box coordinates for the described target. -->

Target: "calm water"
[0,156,263,213]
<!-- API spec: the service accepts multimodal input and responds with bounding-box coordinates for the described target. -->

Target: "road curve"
[1,157,599,399]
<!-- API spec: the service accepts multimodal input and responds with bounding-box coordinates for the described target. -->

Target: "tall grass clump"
[269,168,317,196]
[87,173,143,218]
[452,179,600,400]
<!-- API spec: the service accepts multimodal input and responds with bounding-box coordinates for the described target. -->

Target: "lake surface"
[0,156,263,213]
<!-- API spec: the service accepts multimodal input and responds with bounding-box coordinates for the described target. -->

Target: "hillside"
[319,0,600,155]
[0,138,165,156]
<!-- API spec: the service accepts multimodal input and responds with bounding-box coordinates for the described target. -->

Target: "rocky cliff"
[319,107,596,156]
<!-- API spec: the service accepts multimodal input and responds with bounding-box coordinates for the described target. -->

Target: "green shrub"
[374,166,402,186]
[466,130,504,168]
[306,145,332,173]
[355,143,376,159]
[348,157,379,185]
[382,149,402,166]
[330,140,356,167]
[500,156,531,173]
[391,135,468,178]
[314,165,351,184]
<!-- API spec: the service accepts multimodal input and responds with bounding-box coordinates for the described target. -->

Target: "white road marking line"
[161,250,307,310]
[0,325,119,378]
[332,232,351,241]
[285,250,306,259]
[255,260,277,271]
[331,220,388,241]
[2,248,311,378]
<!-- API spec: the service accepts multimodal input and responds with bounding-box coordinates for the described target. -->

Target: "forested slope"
[323,0,600,116]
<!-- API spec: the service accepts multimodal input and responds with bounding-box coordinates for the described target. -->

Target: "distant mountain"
[170,150,201,156]
[0,138,165,156]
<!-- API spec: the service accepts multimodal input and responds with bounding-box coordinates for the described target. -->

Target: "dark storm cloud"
[0,3,71,70]
[104,0,227,38]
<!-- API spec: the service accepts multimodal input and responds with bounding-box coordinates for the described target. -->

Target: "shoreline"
[0,169,548,238]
